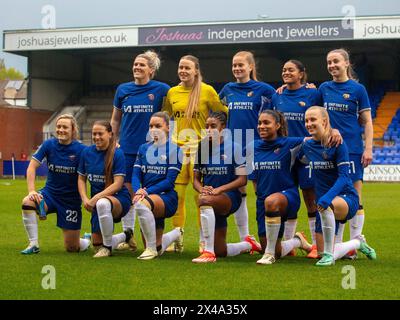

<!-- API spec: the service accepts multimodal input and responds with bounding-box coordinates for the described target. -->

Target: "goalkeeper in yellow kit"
[163,55,227,252]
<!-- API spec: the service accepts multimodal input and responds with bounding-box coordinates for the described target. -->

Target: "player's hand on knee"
[211,187,223,195]
[201,186,213,195]
[28,191,42,204]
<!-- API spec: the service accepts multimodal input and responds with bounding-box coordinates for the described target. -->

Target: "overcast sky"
[1,0,399,75]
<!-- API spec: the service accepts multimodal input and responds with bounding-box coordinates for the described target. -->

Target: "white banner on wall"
[354,17,400,39]
[4,27,138,51]
[364,165,400,182]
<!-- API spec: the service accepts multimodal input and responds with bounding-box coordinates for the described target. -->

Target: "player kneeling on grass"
[300,106,376,266]
[132,112,183,260]
[21,114,89,254]
[78,121,134,258]
[251,110,313,265]
[21,114,90,254]
[192,112,262,263]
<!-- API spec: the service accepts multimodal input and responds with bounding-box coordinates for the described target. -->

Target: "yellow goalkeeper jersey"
[163,82,227,153]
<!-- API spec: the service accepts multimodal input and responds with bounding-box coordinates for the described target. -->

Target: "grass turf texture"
[0,179,399,300]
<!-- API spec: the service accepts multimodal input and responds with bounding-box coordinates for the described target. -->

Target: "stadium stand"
[373,101,400,164]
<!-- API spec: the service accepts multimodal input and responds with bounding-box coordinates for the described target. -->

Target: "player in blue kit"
[272,60,342,259]
[131,112,183,260]
[248,110,313,265]
[219,51,275,245]
[319,48,374,252]
[111,50,170,249]
[300,106,376,266]
[21,114,89,254]
[192,112,262,263]
[78,121,133,258]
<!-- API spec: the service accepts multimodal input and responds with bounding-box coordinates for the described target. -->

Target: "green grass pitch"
[0,179,399,300]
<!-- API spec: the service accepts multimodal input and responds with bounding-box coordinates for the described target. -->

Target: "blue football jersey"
[194,139,245,188]
[299,139,358,208]
[318,80,371,154]
[131,141,182,194]
[271,86,322,137]
[32,138,85,199]
[113,80,170,155]
[251,137,303,200]
[78,145,128,197]
[219,80,275,149]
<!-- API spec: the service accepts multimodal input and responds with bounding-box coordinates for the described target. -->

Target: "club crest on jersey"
[69,155,76,161]
[247,91,254,97]
[322,151,329,160]
[221,154,228,160]
[343,93,350,99]
[274,148,281,154]
[298,101,306,107]
[148,94,155,101]
[160,154,167,161]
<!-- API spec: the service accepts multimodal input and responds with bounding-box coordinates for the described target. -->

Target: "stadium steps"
[373,92,400,140]
[79,98,114,145]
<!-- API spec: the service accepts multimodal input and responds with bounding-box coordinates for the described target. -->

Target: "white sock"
[136,203,156,251]
[333,239,360,260]
[319,208,335,255]
[79,238,90,252]
[96,198,114,248]
[111,233,126,250]
[265,220,281,256]
[234,196,249,241]
[308,217,316,245]
[121,206,135,232]
[284,219,297,240]
[161,228,181,255]
[200,206,216,254]
[199,227,205,244]
[226,241,251,256]
[350,213,365,239]
[281,237,301,257]
[22,209,39,247]
[336,222,345,244]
